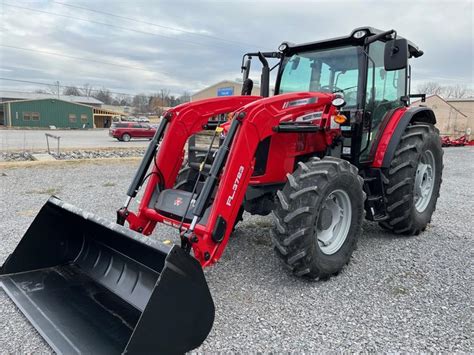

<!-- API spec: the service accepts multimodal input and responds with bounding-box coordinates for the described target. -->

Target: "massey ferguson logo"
[226,166,244,207]
[174,197,183,206]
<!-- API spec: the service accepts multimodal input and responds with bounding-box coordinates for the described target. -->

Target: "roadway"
[0,129,151,151]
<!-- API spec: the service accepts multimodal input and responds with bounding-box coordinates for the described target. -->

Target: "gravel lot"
[0,147,472,352]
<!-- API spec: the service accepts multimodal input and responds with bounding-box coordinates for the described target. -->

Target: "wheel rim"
[316,189,352,255]
[123,134,130,142]
[414,149,435,213]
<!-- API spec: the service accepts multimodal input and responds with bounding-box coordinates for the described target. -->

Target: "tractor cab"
[242,27,423,165]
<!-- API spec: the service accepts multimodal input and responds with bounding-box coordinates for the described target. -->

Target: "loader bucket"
[0,197,214,354]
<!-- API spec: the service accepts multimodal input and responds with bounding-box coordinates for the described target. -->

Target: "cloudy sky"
[0,0,472,97]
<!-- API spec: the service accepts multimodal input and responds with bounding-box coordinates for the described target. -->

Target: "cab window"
[361,41,406,159]
[279,46,362,107]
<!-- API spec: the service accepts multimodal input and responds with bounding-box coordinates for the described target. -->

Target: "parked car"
[137,116,150,122]
[109,122,156,141]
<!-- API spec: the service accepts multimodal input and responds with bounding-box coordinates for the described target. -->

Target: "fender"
[372,106,436,168]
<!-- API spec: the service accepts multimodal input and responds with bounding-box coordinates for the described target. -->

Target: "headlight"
[278,43,289,51]
[353,30,367,39]
[332,97,346,108]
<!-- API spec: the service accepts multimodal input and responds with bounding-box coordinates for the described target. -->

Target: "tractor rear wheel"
[271,157,365,280]
[379,123,443,235]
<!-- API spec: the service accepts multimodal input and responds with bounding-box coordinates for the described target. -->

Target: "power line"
[0,44,171,75]
[0,77,191,98]
[3,3,262,51]
[51,0,264,49]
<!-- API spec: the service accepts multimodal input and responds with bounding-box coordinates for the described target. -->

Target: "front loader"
[1,27,443,353]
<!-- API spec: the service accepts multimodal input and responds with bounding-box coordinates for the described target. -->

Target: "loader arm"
[188,92,339,265]
[125,96,261,234]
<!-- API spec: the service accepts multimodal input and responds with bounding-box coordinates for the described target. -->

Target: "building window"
[80,114,88,123]
[31,112,40,121]
[23,112,31,120]
[69,114,77,123]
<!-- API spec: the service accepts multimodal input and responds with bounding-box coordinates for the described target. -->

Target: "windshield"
[279,46,363,107]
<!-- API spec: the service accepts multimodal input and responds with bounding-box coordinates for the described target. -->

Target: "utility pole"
[56,81,60,99]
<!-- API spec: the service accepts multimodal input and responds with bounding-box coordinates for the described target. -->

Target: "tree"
[417,82,472,99]
[93,88,113,104]
[159,89,170,108]
[179,91,191,104]
[445,84,469,99]
[81,83,94,97]
[110,94,132,106]
[63,86,81,96]
[417,82,443,96]
[132,94,149,113]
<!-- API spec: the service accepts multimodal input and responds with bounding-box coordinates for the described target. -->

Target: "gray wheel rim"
[414,149,435,213]
[316,189,352,255]
[123,134,131,142]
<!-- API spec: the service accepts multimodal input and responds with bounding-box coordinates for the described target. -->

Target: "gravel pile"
[0,149,146,161]
[0,147,472,352]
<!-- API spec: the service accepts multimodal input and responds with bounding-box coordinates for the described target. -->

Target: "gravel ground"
[0,147,472,352]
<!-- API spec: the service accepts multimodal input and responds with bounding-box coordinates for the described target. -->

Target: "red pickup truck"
[109,122,156,141]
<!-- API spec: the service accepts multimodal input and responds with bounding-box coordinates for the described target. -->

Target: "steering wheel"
[320,85,341,93]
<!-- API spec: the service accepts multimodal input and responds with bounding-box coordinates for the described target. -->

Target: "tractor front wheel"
[379,123,443,235]
[271,157,365,280]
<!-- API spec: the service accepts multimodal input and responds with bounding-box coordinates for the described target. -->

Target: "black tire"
[122,133,131,142]
[271,157,365,279]
[379,123,443,235]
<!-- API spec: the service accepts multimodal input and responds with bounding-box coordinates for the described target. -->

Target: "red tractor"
[1,28,443,354]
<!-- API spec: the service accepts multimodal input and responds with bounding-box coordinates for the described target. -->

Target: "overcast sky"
[0,0,472,97]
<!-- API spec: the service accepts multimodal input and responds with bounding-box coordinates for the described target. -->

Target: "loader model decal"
[227,165,245,207]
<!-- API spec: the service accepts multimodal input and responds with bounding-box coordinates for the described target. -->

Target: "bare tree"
[417,82,472,99]
[111,94,132,106]
[81,83,94,97]
[446,84,469,99]
[417,82,443,96]
[63,86,81,96]
[179,91,191,103]
[159,89,170,108]
[93,88,113,104]
[132,94,149,113]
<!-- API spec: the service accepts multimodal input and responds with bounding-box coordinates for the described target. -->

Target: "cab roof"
[282,27,423,58]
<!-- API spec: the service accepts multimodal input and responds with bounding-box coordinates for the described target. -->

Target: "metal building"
[2,98,123,129]
[191,80,260,101]
[3,98,93,128]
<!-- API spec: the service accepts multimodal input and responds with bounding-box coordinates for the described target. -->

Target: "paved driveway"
[0,129,151,151]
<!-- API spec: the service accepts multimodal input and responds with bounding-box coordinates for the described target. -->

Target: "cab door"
[359,40,407,162]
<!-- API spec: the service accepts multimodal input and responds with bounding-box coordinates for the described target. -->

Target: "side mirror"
[384,38,408,71]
